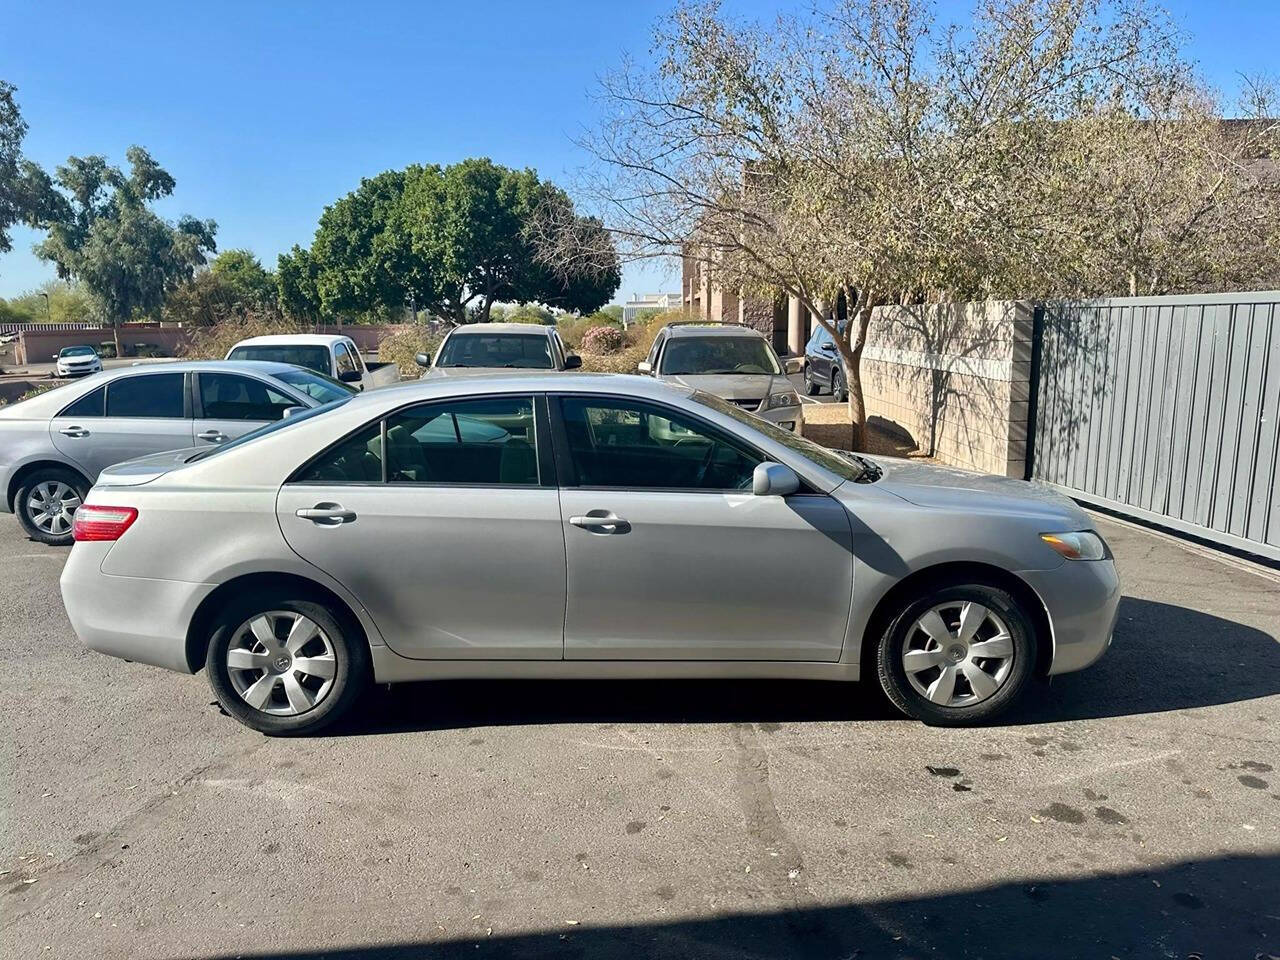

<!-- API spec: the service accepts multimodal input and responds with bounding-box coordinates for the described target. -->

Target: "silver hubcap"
[902,601,1015,707]
[27,481,81,535]
[226,612,337,716]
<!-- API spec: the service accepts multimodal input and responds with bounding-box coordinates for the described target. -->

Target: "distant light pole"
[40,292,50,321]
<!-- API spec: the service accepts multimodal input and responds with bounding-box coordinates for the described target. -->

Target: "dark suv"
[802,322,847,401]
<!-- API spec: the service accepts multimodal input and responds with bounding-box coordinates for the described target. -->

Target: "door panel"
[49,416,195,477]
[278,484,567,659]
[560,489,853,661]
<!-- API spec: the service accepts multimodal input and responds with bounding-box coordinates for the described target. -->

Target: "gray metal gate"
[1031,292,1280,562]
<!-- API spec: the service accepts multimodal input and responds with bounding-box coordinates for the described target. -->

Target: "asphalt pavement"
[1,515,1277,959]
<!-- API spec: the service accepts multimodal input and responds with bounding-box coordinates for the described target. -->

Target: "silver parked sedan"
[60,374,1119,734]
[0,361,355,545]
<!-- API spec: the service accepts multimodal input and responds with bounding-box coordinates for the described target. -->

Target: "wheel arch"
[7,458,93,511]
[858,561,1054,680]
[184,571,371,674]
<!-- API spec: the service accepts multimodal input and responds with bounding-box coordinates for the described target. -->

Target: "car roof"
[350,372,693,409]
[663,324,767,339]
[231,334,351,346]
[446,323,554,335]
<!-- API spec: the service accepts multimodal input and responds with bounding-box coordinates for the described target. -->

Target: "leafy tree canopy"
[25,145,216,347]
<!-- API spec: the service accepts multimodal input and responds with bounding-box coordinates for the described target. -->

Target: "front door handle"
[296,504,357,526]
[569,512,631,534]
[197,430,228,443]
[59,426,90,438]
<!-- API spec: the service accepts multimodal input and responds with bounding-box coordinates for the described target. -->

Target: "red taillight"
[72,505,138,542]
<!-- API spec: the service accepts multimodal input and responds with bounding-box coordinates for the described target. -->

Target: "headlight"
[765,391,799,410]
[1040,531,1107,561]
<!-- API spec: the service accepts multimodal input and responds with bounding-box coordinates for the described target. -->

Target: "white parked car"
[226,334,399,391]
[54,345,103,378]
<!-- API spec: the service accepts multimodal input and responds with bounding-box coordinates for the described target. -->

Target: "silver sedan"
[60,374,1119,734]
[0,361,355,545]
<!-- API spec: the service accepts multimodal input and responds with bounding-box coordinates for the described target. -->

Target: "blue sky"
[2,0,1277,302]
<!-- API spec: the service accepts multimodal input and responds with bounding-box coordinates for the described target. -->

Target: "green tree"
[26,146,216,353]
[276,244,324,321]
[210,249,276,311]
[0,81,54,260]
[600,304,624,323]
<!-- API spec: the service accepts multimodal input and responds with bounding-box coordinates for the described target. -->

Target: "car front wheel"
[15,468,88,546]
[876,582,1036,726]
[206,595,369,736]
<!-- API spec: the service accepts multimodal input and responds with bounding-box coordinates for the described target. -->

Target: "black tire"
[14,467,89,546]
[831,369,846,404]
[206,593,370,736]
[876,582,1036,726]
[804,363,820,396]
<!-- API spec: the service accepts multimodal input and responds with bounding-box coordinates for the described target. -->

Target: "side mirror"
[564,354,582,370]
[784,357,804,375]
[414,352,432,369]
[820,342,837,353]
[636,361,652,375]
[752,462,800,497]
[338,369,362,383]
[281,406,305,419]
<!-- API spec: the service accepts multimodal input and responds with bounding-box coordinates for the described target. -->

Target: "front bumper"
[1020,558,1121,675]
[60,542,212,674]
[760,404,803,432]
[57,363,101,377]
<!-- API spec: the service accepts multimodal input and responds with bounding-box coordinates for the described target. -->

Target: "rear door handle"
[59,426,90,438]
[296,505,357,525]
[569,513,631,534]
[197,430,228,443]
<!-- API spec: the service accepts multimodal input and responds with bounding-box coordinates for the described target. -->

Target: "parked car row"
[51,370,1117,735]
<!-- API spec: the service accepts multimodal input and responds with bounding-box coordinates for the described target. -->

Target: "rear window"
[106,373,185,419]
[185,397,352,462]
[436,333,553,369]
[228,344,331,374]
[274,368,358,404]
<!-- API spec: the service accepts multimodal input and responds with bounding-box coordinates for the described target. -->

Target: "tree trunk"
[835,298,873,452]
[112,321,121,360]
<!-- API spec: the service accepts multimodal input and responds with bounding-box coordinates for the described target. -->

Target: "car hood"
[662,373,787,399]
[95,447,202,487]
[872,456,1091,525]
[422,366,553,379]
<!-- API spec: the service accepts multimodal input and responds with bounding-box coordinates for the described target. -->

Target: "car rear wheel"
[15,468,88,546]
[876,582,1036,726]
[206,595,369,736]
[803,363,820,396]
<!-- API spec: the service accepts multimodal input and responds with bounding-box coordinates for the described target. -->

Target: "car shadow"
[196,853,1279,959]
[330,596,1279,736]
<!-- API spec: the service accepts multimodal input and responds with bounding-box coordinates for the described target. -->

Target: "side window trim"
[547,392,768,493]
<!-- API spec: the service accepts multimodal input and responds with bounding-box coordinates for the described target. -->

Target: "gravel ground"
[1,514,1277,960]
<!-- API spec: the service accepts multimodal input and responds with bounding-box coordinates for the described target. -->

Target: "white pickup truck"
[225,334,399,391]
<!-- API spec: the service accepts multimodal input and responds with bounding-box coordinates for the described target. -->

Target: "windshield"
[227,344,331,374]
[274,368,358,404]
[660,336,781,376]
[185,397,351,462]
[689,390,871,483]
[60,346,96,357]
[436,332,553,369]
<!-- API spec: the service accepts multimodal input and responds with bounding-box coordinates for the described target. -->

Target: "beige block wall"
[860,301,1034,477]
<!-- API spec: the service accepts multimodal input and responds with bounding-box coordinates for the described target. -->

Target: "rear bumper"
[1020,558,1121,675]
[60,542,212,674]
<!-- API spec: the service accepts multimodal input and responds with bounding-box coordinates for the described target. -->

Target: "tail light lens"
[72,505,138,542]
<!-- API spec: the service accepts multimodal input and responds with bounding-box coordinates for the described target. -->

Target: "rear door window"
[106,373,186,418]
[387,396,539,485]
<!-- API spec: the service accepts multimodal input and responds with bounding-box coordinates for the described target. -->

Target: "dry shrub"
[378,325,444,377]
[557,312,619,350]
[180,315,304,360]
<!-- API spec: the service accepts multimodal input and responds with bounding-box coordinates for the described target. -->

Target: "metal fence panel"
[1033,292,1280,562]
